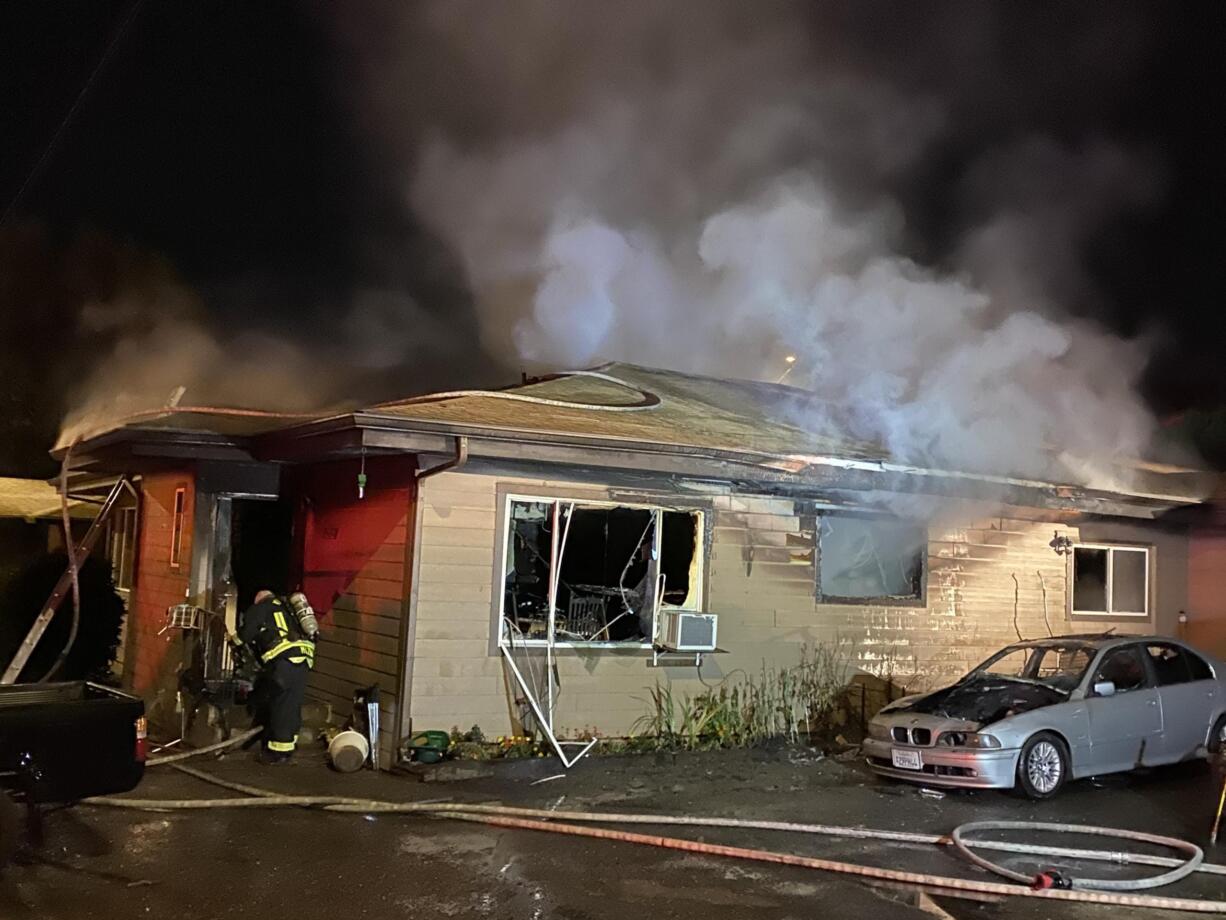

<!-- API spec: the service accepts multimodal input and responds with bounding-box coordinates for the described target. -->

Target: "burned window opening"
[816,514,925,604]
[501,498,702,647]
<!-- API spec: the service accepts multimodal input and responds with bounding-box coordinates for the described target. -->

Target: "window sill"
[817,596,926,608]
[1071,610,1150,619]
[501,640,654,652]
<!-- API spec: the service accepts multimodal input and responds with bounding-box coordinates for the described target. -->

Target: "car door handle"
[1146,699,1158,706]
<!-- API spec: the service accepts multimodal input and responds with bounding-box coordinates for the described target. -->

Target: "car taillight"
[135,716,148,762]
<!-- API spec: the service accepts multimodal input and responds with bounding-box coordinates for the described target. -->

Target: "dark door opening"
[230,498,294,611]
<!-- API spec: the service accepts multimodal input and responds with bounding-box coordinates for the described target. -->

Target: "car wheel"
[1210,715,1226,756]
[1017,732,1069,800]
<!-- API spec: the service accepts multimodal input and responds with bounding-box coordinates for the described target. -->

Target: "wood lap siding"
[410,470,1183,740]
[408,478,501,735]
[294,458,414,766]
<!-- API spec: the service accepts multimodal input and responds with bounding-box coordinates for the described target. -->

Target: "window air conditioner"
[656,610,717,653]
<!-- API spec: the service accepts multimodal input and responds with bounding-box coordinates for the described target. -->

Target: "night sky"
[1,1,1223,477]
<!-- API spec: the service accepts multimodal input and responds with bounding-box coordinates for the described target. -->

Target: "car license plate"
[892,749,922,771]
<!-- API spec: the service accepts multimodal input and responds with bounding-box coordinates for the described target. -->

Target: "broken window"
[500,497,703,647]
[816,515,925,603]
[1071,544,1149,617]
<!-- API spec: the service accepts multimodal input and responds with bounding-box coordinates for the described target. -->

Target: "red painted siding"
[289,457,415,759]
[126,472,193,694]
[1188,528,1226,657]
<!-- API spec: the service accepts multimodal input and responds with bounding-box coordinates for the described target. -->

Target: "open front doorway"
[229,498,294,612]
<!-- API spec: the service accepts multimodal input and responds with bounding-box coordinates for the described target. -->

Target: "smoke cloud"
[34,1,1189,490]
[329,0,1175,485]
[43,234,468,448]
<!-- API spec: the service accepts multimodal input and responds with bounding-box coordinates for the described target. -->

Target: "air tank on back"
[287,592,320,640]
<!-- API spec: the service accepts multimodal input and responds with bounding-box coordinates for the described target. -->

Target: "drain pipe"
[415,436,469,483]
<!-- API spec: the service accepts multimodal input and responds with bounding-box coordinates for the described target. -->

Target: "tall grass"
[632,643,850,750]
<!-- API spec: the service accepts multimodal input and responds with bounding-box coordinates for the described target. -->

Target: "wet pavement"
[2,744,1223,919]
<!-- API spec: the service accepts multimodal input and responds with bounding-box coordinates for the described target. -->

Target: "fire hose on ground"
[79,730,1226,914]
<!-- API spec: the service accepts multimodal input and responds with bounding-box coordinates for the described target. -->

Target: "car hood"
[879,677,1066,726]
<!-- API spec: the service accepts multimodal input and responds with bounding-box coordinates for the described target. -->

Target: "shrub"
[632,643,849,751]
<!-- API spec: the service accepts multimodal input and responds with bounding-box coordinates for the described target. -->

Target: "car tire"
[1210,715,1226,756]
[0,793,20,868]
[1016,732,1070,800]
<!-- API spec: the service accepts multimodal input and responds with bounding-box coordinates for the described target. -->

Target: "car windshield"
[968,643,1095,693]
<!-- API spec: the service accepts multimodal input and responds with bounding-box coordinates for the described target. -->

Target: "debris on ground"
[788,749,825,765]
[918,787,946,800]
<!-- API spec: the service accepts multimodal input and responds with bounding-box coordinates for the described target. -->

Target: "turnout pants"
[265,656,309,753]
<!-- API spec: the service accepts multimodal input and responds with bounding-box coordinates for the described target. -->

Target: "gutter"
[345,414,1210,508]
[415,435,469,482]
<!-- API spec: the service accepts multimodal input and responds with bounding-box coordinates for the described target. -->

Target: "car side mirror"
[1093,680,1116,698]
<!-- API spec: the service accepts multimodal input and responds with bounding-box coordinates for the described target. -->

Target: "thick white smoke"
[334,0,1167,482]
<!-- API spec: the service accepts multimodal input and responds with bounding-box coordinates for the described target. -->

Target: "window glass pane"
[119,508,136,590]
[1111,549,1147,613]
[819,516,924,600]
[1094,647,1147,693]
[1072,547,1107,612]
[1146,644,1191,686]
[170,489,185,566]
[1187,652,1213,681]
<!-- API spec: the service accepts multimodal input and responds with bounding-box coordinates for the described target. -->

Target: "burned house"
[49,364,1216,762]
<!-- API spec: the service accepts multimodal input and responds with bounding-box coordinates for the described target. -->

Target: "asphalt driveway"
[1,744,1222,919]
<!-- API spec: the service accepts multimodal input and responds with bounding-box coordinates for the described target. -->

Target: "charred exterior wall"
[404,469,1187,740]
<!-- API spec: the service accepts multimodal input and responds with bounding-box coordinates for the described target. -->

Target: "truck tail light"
[135,716,148,762]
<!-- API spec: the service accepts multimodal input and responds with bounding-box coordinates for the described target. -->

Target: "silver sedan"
[863,634,1226,798]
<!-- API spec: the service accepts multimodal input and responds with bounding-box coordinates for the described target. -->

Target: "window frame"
[169,487,186,570]
[814,512,928,608]
[495,491,706,651]
[1069,542,1151,619]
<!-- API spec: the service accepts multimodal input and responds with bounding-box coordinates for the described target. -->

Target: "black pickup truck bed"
[0,681,145,804]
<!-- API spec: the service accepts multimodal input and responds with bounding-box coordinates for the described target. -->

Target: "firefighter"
[233,589,316,764]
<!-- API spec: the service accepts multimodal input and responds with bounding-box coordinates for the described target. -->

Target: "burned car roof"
[1002,634,1173,652]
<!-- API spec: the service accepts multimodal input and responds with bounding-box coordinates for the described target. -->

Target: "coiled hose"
[951,820,1203,892]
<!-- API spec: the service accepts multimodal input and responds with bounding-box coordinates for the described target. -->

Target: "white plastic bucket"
[328,729,370,773]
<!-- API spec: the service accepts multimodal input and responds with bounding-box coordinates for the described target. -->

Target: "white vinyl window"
[107,505,138,593]
[1071,544,1150,617]
[169,486,186,569]
[499,495,704,649]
